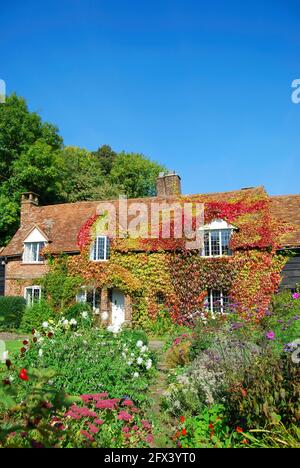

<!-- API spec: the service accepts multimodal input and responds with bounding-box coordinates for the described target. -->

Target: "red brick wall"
[4,257,49,297]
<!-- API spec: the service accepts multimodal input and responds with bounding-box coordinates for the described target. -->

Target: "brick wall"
[4,257,49,297]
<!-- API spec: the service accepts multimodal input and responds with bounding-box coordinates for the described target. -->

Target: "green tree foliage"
[93,144,117,176]
[0,94,63,245]
[110,151,165,198]
[58,146,122,202]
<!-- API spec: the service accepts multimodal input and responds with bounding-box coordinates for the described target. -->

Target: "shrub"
[12,323,155,405]
[0,367,153,448]
[164,331,260,417]
[165,334,192,369]
[224,352,300,428]
[64,302,92,321]
[0,296,26,330]
[19,300,55,332]
[172,405,246,448]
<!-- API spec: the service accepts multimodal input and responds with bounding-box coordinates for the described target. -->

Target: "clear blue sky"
[1,0,300,195]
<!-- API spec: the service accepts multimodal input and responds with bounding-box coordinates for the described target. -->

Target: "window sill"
[22,262,45,265]
[89,259,109,263]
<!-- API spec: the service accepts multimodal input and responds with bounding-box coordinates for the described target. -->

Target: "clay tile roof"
[271,195,300,248]
[2,186,297,257]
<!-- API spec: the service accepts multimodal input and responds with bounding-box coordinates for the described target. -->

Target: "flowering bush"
[6,318,155,406]
[0,365,154,448]
[172,406,250,448]
[59,394,154,448]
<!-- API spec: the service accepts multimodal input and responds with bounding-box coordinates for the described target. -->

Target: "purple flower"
[292,292,300,300]
[266,331,275,341]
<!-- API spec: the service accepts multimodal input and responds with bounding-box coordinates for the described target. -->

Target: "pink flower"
[122,399,134,407]
[81,430,94,442]
[266,331,275,341]
[141,420,152,429]
[88,423,99,434]
[292,292,300,300]
[94,419,104,426]
[117,411,132,422]
[146,434,154,444]
[122,426,130,433]
[95,399,118,410]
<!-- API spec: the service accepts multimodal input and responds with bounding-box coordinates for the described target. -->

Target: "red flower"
[209,422,214,430]
[242,438,249,445]
[23,340,29,346]
[182,429,187,436]
[236,426,243,433]
[19,368,29,381]
[180,416,185,423]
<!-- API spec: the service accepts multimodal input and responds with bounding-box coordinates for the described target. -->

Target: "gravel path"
[0,332,28,341]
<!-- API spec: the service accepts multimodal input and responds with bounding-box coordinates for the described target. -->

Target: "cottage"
[1,172,300,328]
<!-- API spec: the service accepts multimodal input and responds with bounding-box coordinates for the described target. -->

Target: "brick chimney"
[156,171,181,197]
[20,192,39,226]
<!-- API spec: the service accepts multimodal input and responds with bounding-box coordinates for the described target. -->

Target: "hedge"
[0,296,26,330]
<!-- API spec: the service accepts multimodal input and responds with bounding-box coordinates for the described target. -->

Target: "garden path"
[148,339,173,447]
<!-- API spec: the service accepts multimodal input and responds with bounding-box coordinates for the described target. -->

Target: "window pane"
[38,242,45,261]
[204,232,210,256]
[221,230,231,255]
[26,288,33,306]
[97,237,105,260]
[76,290,87,303]
[33,288,41,302]
[222,293,229,313]
[106,238,110,259]
[210,231,220,256]
[212,290,222,313]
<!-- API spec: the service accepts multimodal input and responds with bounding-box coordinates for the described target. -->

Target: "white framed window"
[24,286,42,306]
[23,242,46,263]
[76,287,101,311]
[200,219,234,257]
[205,290,229,315]
[90,236,110,261]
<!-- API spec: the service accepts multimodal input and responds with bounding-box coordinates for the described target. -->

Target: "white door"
[111,289,125,329]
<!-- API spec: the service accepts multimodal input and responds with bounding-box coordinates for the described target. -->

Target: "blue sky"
[1,0,300,195]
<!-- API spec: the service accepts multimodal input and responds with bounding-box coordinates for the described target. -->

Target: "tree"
[109,152,165,198]
[93,145,117,176]
[0,94,63,245]
[0,94,62,182]
[58,146,123,202]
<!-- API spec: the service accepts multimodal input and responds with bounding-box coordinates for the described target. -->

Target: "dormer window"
[200,219,234,257]
[23,242,46,263]
[22,227,48,264]
[90,236,110,261]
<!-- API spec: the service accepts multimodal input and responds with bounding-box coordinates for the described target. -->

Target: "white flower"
[70,318,77,326]
[38,349,43,357]
[130,353,134,357]
[137,357,143,365]
[141,345,148,353]
[42,322,49,328]
[122,352,126,358]
[127,361,133,366]
[81,311,89,319]
[136,340,143,348]
[63,319,69,326]
[133,372,139,378]
[146,359,152,370]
